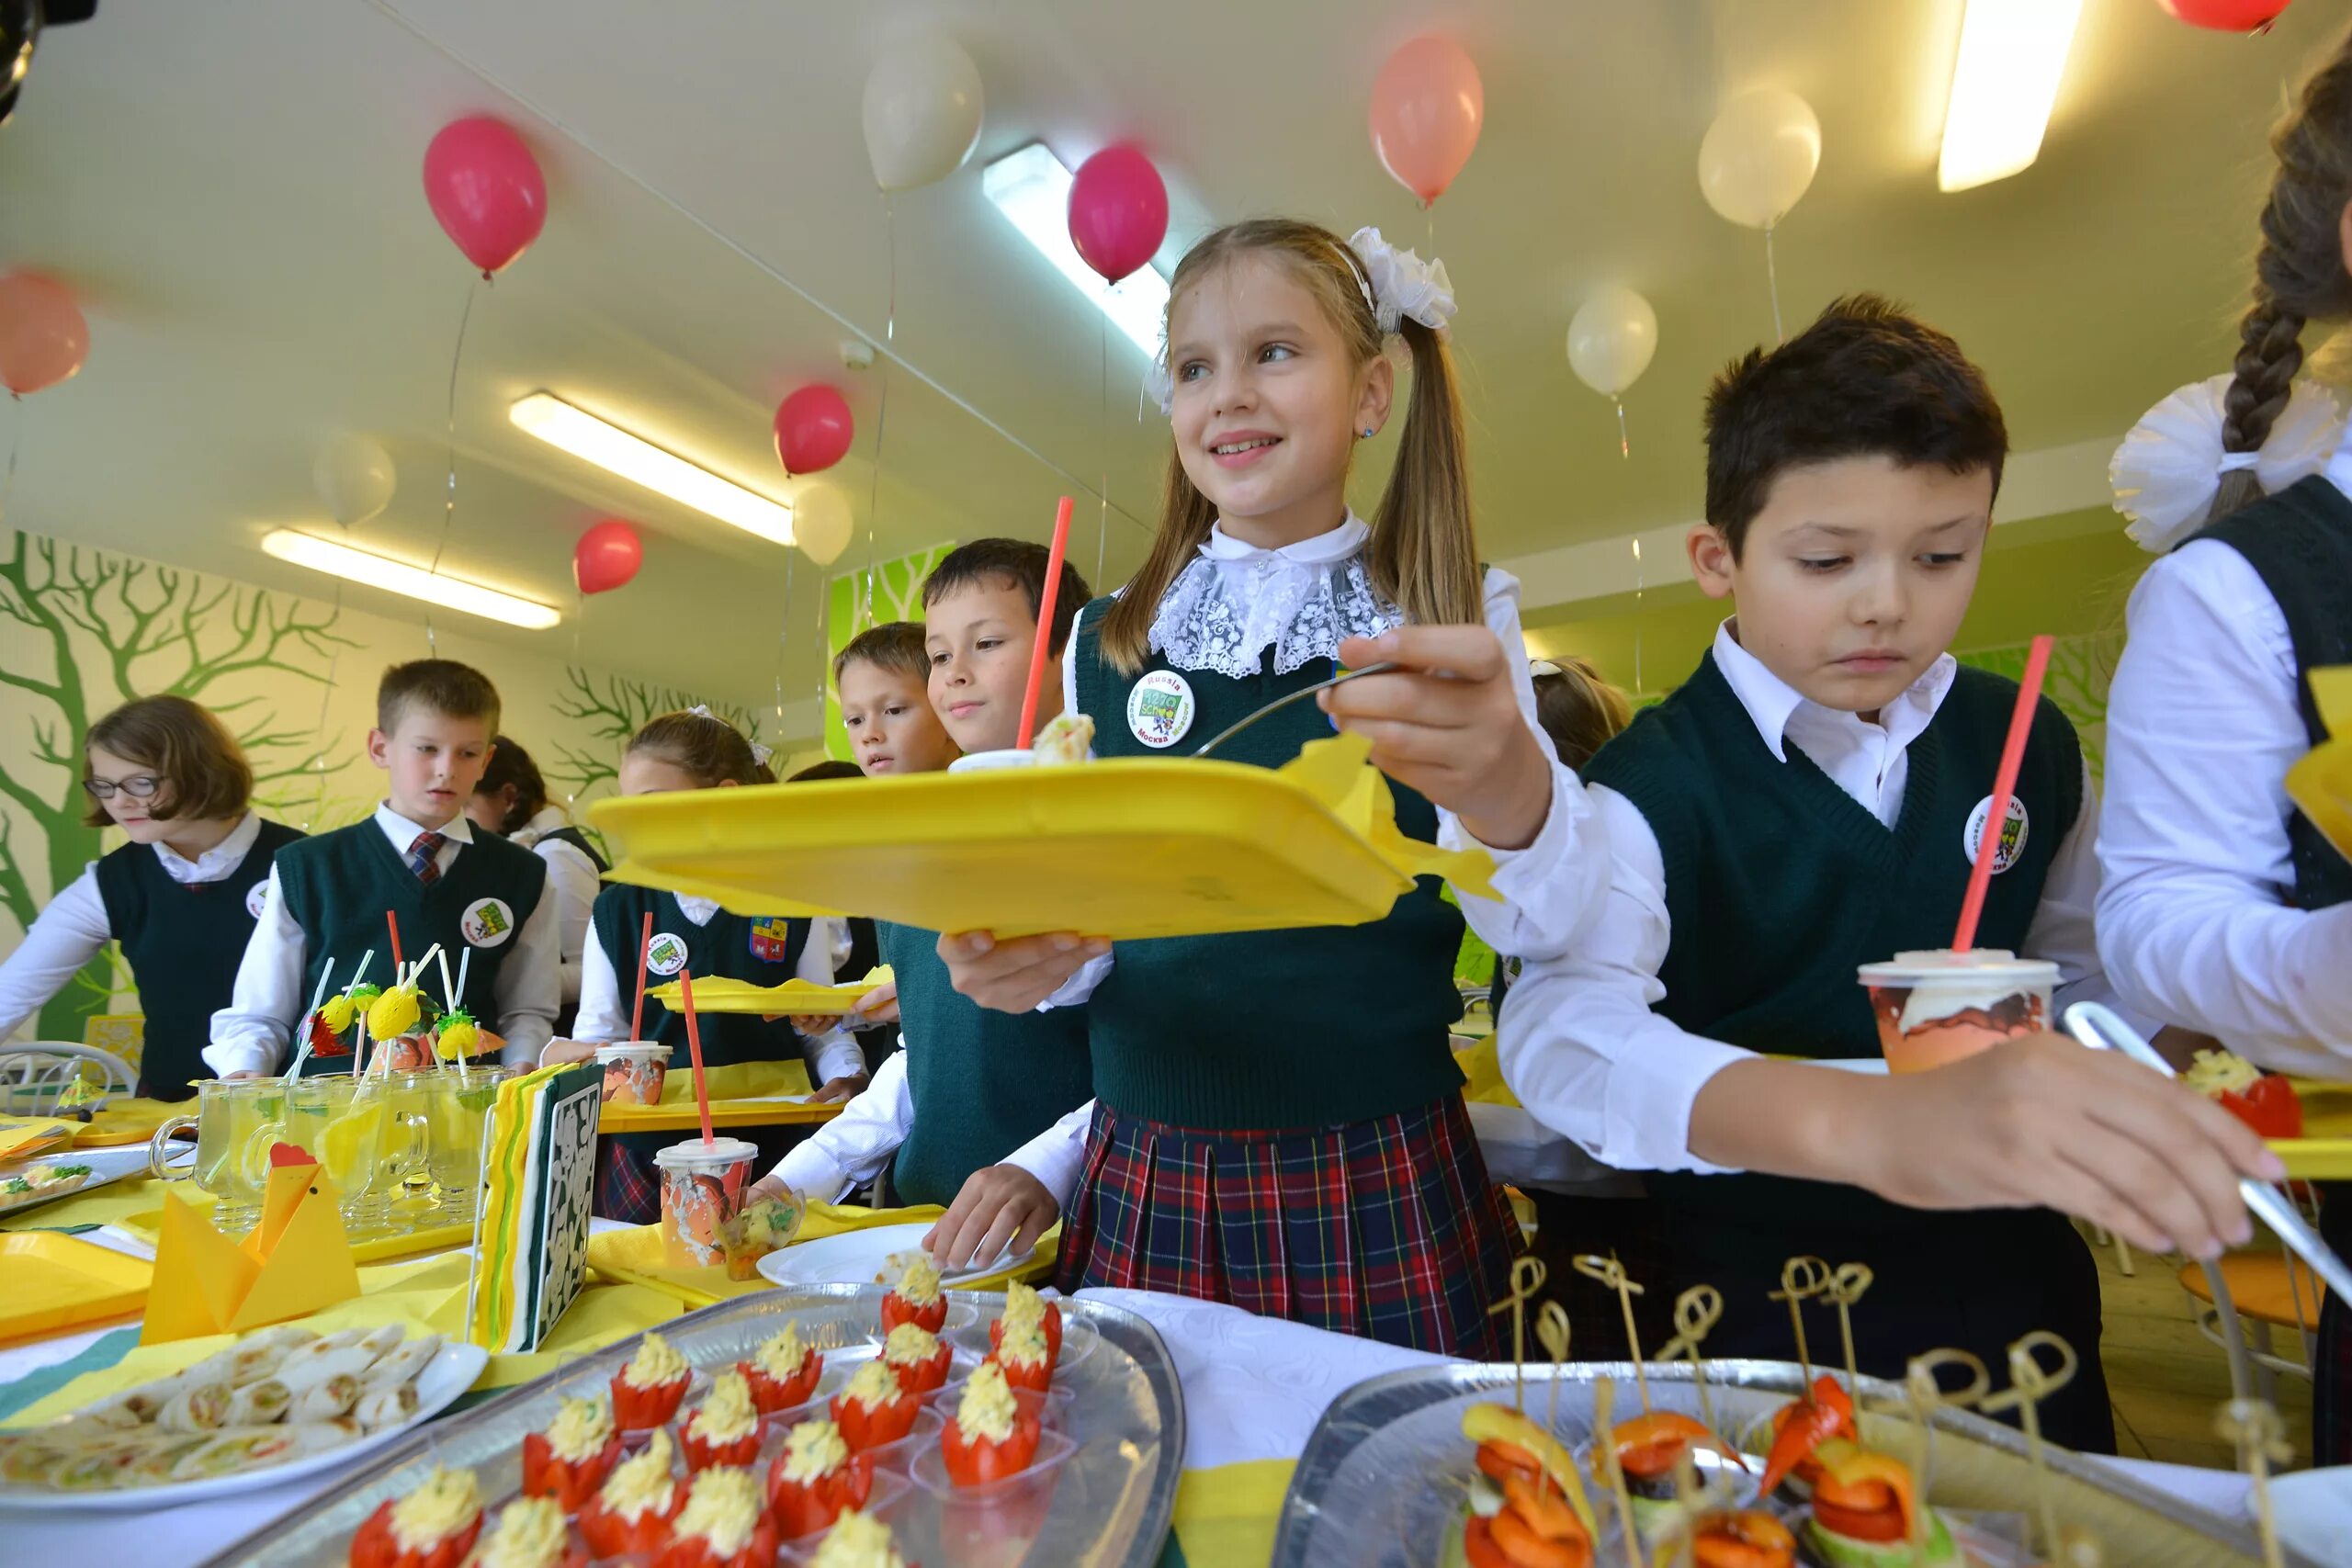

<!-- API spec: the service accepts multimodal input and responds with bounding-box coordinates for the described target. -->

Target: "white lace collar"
[1148,514,1406,680]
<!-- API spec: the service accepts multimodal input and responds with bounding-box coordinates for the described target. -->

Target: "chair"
[0,1042,137,1117]
[2178,1253,2325,1404]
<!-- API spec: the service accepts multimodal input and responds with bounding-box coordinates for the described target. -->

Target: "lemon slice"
[319,1099,387,1179]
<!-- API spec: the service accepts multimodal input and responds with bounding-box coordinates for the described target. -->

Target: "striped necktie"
[407,831,447,886]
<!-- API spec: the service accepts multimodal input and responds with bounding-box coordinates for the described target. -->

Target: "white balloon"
[1697,88,1821,230]
[1566,286,1658,399]
[312,434,397,525]
[794,482,854,567]
[862,36,984,194]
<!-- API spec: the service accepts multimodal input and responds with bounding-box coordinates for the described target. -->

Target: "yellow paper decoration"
[140,1160,361,1344]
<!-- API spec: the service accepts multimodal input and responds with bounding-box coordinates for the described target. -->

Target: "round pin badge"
[645,931,689,976]
[244,881,269,920]
[1127,670,1196,750]
[1962,795,2030,874]
[460,896,518,948]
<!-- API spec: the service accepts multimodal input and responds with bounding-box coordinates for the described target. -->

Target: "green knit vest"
[276,819,546,1071]
[1070,595,1466,1129]
[590,886,809,1068]
[884,920,1093,1208]
[1583,652,2082,1225]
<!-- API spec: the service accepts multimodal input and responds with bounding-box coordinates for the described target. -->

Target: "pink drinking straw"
[630,911,653,1044]
[1951,634,2053,953]
[676,968,716,1147]
[1015,497,1076,750]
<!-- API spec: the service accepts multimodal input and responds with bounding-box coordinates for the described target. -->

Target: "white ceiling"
[1,0,2344,711]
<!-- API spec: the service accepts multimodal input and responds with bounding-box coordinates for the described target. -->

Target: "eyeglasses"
[82,775,163,801]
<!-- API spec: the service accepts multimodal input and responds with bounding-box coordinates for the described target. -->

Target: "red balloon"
[2154,0,2291,28]
[1369,37,1485,205]
[573,520,642,595]
[424,117,548,276]
[0,271,89,395]
[774,386,854,476]
[1067,146,1170,284]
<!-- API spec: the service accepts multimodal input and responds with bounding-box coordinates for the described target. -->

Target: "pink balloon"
[573,519,642,595]
[773,385,854,476]
[1067,146,1170,284]
[0,271,88,396]
[2154,0,2290,27]
[1368,36,1485,205]
[423,117,548,276]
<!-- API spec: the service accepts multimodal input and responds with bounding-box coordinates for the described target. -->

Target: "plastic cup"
[946,750,1036,774]
[596,1043,671,1107]
[654,1134,761,1269]
[1858,949,2060,1074]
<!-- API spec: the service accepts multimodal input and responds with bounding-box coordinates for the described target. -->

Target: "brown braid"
[2214,27,2352,519]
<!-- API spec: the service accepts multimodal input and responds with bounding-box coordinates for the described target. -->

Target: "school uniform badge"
[461,896,518,947]
[645,931,689,976]
[245,881,269,919]
[1962,795,2029,874]
[1127,670,1195,749]
[748,916,793,963]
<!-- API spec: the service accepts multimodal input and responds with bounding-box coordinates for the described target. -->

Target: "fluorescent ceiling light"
[1939,0,2082,192]
[261,529,562,630]
[983,142,1168,356]
[509,391,796,547]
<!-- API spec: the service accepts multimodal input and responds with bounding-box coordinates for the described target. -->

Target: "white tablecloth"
[0,1281,2261,1563]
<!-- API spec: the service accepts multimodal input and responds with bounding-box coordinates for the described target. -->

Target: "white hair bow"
[2109,372,2344,554]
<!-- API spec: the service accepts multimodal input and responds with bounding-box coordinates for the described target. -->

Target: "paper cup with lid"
[595,1042,671,1106]
[655,1134,762,1269]
[1858,949,2060,1074]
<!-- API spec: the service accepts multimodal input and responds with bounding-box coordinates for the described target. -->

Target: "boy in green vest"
[209,660,560,1075]
[1454,298,2278,1450]
[750,543,1095,1271]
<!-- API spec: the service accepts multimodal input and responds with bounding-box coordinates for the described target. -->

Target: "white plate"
[0,1338,489,1512]
[755,1222,1033,1291]
[2264,1467,2352,1566]
[0,1145,163,1220]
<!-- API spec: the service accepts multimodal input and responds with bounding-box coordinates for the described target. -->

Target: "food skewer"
[1573,1254,1651,1412]
[1824,1262,1873,1402]
[1770,1256,1830,1389]
[1983,1332,2075,1564]
[1486,1257,1546,1416]
[1653,1285,1724,1438]
[1902,1348,1989,1558]
[1591,1377,1643,1568]
[1534,1302,1570,1436]
[2216,1398,2289,1568]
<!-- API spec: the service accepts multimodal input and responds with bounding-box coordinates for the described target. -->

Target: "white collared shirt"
[514,806,599,1010]
[0,812,266,1043]
[1481,621,2133,1175]
[2095,444,2352,1072]
[206,803,562,1075]
[571,901,865,1089]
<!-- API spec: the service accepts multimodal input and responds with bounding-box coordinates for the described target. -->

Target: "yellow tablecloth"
[1164,1459,1294,1566]
[586,1201,1059,1308]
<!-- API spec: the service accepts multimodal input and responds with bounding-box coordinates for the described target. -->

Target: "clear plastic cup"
[654,1135,761,1269]
[1858,949,2060,1074]
[595,1043,671,1107]
[945,749,1036,774]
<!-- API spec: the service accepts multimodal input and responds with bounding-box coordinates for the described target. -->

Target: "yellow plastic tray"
[646,968,893,1018]
[588,734,1496,941]
[109,1196,473,1265]
[2286,666,2352,859]
[2276,1078,2352,1179]
[0,1232,153,1340]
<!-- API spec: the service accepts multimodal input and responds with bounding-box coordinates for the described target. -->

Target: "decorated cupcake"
[879,1255,944,1334]
[990,1281,1063,1368]
[940,1362,1041,1487]
[765,1416,878,1540]
[348,1463,484,1568]
[880,1323,953,1396]
[738,1319,822,1415]
[808,1509,913,1568]
[460,1496,584,1568]
[985,1322,1052,1394]
[652,1466,778,1568]
[829,1358,922,1451]
[520,1394,621,1511]
[680,1369,762,1472]
[577,1428,685,1559]
[610,1329,693,1430]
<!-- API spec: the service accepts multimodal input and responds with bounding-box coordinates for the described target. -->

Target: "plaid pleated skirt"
[1054,1094,1519,1359]
[2316,1186,2351,1465]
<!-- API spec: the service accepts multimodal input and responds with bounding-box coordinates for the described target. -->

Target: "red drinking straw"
[1015,496,1076,750]
[1951,634,2053,953]
[676,967,716,1147]
[385,910,404,976]
[629,911,653,1043]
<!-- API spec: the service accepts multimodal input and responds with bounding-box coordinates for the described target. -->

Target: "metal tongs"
[2064,1001,2352,1308]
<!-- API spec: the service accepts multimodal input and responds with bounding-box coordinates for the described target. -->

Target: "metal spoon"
[1188,661,1400,759]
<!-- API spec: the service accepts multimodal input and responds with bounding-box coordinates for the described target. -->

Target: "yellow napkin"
[1170,1460,1296,1568]
[1453,1036,1520,1109]
[0,1120,75,1163]
[2289,666,2352,859]
[72,1098,184,1148]
[587,1201,1057,1307]
[479,1279,688,1390]
[1280,733,1500,900]
[141,1161,361,1345]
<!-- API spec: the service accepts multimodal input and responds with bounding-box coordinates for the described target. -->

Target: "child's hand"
[1325,626,1556,851]
[745,1175,791,1207]
[1805,1034,2279,1258]
[851,982,900,1027]
[923,1164,1058,1271]
[221,1069,262,1080]
[786,1014,835,1035]
[810,1072,867,1104]
[538,1038,598,1067]
[938,931,1108,1015]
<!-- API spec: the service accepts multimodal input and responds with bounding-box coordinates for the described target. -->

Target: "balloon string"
[425,275,483,656]
[1098,310,1111,588]
[0,395,21,525]
[860,197,897,629]
[1614,397,1630,461]
[774,548,797,734]
[1632,536,1645,695]
[1765,221,1785,345]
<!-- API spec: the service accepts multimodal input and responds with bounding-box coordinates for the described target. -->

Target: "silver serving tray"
[1273,1358,2312,1568]
[201,1285,1184,1567]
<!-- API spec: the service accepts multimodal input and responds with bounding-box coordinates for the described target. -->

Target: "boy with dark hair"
[1473,298,2276,1450]
[209,659,561,1074]
[752,541,1098,1270]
